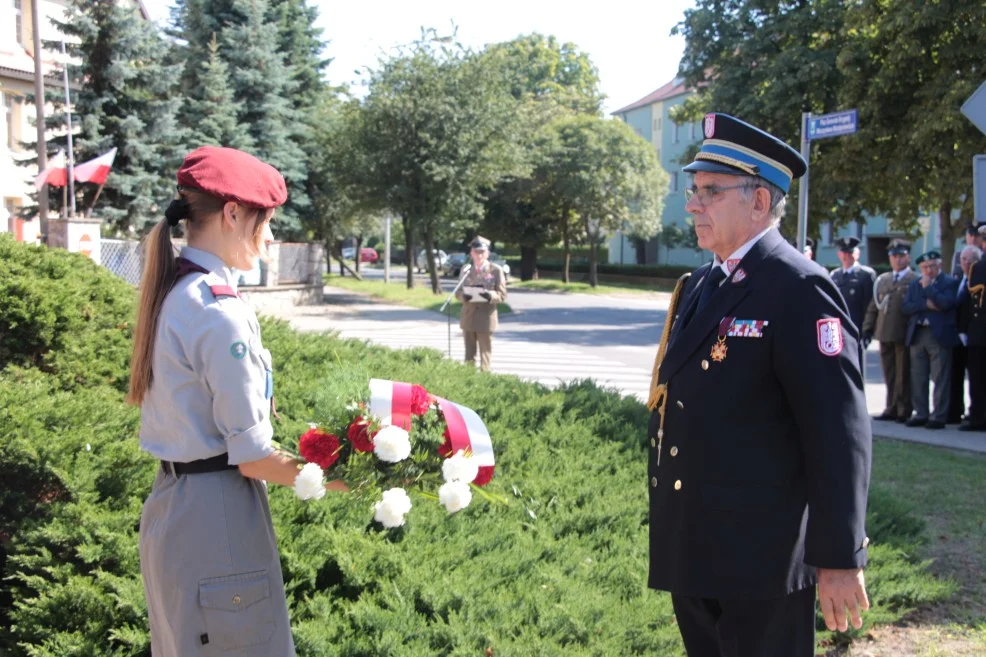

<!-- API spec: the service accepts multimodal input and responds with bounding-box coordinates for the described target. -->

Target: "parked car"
[442,253,469,277]
[490,253,511,282]
[360,247,379,263]
[415,248,448,273]
[341,246,356,260]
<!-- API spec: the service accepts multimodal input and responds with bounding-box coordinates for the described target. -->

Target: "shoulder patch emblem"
[816,318,843,357]
[230,341,247,360]
[732,267,746,283]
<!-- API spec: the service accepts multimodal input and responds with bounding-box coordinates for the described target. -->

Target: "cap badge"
[704,113,716,139]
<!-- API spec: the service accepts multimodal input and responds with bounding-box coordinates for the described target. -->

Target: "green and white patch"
[230,341,247,359]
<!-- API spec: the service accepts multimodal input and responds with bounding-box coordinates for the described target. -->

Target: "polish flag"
[34,150,67,190]
[74,147,117,185]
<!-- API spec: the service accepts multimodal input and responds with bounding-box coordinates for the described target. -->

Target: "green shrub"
[0,234,135,393]
[0,237,960,656]
[508,258,695,279]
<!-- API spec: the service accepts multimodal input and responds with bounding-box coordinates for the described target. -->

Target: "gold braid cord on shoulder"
[647,273,692,412]
[970,261,986,309]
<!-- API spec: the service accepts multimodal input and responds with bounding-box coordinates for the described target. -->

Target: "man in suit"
[646,113,871,657]
[950,245,982,423]
[958,245,986,430]
[902,251,960,429]
[863,239,917,422]
[831,237,876,333]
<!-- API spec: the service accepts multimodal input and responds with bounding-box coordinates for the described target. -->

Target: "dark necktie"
[697,265,727,312]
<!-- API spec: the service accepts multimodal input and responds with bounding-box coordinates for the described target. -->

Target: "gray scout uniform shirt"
[139,246,274,465]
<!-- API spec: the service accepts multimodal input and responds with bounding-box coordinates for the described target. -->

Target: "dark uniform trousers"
[968,346,986,425]
[672,587,816,657]
[880,341,912,418]
[949,344,968,423]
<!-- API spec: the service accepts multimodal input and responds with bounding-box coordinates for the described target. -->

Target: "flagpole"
[31,0,49,239]
[60,40,76,218]
[85,183,105,218]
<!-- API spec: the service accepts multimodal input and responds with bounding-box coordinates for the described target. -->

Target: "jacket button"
[232,595,241,605]
[670,446,679,457]
[650,477,658,488]
[701,360,709,370]
[861,536,870,549]
[650,438,656,448]
[676,400,684,409]
[657,429,664,440]
[674,480,682,491]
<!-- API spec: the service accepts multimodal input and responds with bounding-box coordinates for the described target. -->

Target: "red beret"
[176,146,287,209]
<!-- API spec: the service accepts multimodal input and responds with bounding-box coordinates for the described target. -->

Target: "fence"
[101,239,144,286]
[99,239,324,288]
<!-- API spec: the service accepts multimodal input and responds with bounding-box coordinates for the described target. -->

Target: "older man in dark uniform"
[646,113,871,657]
[831,236,876,333]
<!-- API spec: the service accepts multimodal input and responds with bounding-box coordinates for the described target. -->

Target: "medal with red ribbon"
[711,316,735,362]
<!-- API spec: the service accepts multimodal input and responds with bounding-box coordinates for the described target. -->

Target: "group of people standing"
[830,228,986,431]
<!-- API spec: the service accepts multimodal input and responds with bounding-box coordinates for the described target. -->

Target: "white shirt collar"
[712,226,772,277]
[842,263,858,275]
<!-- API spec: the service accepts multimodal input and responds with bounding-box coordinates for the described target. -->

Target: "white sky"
[141,0,694,115]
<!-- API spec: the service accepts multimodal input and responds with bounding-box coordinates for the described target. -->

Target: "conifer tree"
[47,0,184,233]
[183,34,254,151]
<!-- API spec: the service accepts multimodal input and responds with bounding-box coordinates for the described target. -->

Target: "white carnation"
[374,487,412,527]
[373,425,412,463]
[442,450,479,483]
[438,481,472,513]
[293,462,326,501]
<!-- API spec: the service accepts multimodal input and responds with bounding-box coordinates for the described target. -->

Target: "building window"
[673,122,680,144]
[657,117,663,131]
[822,222,833,245]
[4,94,20,150]
[14,0,24,46]
[671,172,678,192]
[690,122,697,140]
[653,118,657,131]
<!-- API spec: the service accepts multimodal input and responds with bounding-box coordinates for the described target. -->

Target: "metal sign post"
[795,109,859,253]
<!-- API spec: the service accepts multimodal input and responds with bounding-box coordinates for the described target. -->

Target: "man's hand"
[921,275,933,288]
[926,299,940,311]
[479,291,492,302]
[462,293,473,302]
[818,568,869,631]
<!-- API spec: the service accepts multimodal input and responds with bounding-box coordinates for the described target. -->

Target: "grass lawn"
[837,439,986,656]
[324,273,512,319]
[511,278,675,295]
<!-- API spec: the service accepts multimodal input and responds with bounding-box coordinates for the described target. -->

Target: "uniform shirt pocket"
[259,348,273,400]
[198,570,275,650]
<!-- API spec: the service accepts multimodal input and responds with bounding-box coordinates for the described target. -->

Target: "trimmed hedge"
[508,258,695,279]
[0,237,955,656]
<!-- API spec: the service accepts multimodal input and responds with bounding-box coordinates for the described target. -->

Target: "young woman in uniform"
[127,146,346,656]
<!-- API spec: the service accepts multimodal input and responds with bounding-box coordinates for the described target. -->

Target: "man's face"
[836,250,855,269]
[471,247,488,268]
[919,260,940,278]
[889,252,909,272]
[685,172,757,255]
[965,233,977,245]
[960,251,978,277]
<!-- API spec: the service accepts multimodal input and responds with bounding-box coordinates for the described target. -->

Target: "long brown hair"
[127,189,269,405]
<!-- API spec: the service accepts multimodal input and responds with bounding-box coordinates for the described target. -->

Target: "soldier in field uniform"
[862,239,917,422]
[645,113,871,657]
[455,236,507,372]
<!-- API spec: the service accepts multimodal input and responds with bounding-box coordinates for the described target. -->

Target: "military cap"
[887,239,911,255]
[915,250,941,264]
[683,113,807,193]
[177,146,287,209]
[468,236,490,251]
[834,236,861,253]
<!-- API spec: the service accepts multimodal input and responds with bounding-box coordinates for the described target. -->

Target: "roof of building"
[611,77,691,115]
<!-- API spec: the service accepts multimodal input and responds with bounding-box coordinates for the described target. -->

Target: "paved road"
[265,281,986,454]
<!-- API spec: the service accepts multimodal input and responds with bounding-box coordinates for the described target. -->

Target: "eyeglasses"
[684,183,759,206]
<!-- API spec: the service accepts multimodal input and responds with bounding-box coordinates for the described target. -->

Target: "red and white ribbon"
[369,378,414,430]
[436,397,495,468]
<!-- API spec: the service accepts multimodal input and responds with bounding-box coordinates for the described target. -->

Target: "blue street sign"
[807,109,859,140]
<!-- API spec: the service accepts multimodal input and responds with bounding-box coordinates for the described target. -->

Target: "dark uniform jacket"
[648,229,871,600]
[831,264,876,332]
[963,261,986,346]
[902,274,960,348]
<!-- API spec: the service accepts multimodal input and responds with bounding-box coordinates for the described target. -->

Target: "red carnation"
[298,428,341,470]
[438,426,453,458]
[473,466,494,487]
[347,417,376,452]
[410,384,432,416]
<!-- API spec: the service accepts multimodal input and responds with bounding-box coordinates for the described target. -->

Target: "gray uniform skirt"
[140,465,295,656]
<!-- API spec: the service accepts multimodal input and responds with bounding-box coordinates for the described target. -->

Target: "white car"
[415,249,447,273]
[341,246,356,260]
[490,253,511,282]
